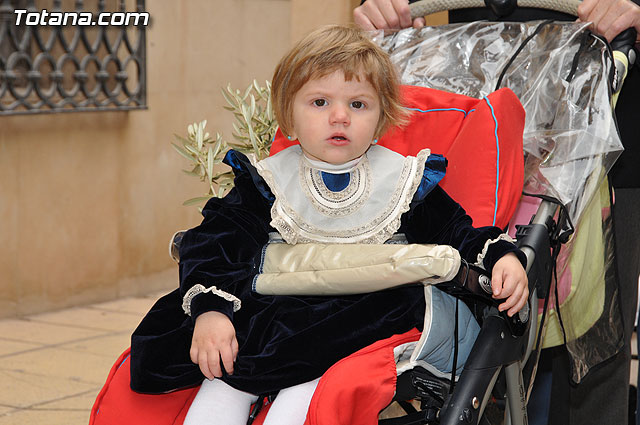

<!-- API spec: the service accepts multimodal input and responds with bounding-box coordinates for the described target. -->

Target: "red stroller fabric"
[89,85,524,424]
[304,329,422,425]
[89,348,197,425]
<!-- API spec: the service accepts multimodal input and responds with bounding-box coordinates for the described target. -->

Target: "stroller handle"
[409,0,580,18]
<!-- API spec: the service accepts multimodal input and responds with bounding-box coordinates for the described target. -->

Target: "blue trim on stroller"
[404,106,476,117]
[482,96,500,226]
[119,354,130,370]
[403,104,501,225]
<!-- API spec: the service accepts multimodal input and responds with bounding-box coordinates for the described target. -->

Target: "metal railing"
[0,0,147,115]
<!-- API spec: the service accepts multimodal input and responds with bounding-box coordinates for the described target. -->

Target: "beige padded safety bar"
[409,0,581,18]
[254,243,461,296]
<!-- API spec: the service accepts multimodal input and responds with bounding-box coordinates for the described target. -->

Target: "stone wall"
[0,0,446,318]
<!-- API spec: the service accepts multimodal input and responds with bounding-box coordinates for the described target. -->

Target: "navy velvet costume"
[130,149,524,396]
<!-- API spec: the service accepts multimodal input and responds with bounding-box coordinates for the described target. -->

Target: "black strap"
[553,256,568,347]
[247,397,264,425]
[495,20,554,90]
[566,31,592,83]
[449,298,460,394]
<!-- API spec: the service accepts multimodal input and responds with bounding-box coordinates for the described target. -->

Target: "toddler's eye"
[313,99,326,107]
[351,101,364,109]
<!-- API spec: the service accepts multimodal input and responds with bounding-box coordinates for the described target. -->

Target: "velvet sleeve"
[178,153,273,324]
[401,185,526,273]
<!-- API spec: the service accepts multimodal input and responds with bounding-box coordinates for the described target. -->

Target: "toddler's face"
[291,70,380,164]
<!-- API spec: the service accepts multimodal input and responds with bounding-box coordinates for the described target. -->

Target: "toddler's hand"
[191,311,238,380]
[491,252,529,317]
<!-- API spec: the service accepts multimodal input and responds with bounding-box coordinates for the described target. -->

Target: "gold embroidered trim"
[299,155,372,217]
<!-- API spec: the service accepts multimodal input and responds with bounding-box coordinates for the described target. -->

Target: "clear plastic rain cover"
[375,21,624,383]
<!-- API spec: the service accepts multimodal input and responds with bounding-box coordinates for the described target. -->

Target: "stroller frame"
[88,1,634,423]
[379,199,556,425]
[376,0,636,424]
[385,201,555,425]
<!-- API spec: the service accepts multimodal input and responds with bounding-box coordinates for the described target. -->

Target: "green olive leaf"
[183,196,213,206]
[171,142,195,161]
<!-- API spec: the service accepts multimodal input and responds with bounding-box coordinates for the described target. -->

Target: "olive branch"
[172,80,277,208]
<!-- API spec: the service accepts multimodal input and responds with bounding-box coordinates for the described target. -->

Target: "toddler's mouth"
[329,133,349,143]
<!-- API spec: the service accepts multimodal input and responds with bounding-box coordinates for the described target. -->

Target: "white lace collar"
[251,145,430,244]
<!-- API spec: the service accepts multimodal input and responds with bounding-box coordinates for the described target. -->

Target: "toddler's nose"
[329,104,350,125]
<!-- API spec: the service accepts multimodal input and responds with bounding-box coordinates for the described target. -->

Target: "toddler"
[130,24,528,425]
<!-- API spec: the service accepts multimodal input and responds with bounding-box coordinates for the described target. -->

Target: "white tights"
[183,377,320,425]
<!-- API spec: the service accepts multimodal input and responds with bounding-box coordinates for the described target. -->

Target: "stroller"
[89,1,634,424]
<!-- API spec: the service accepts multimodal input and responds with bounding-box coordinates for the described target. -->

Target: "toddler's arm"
[191,311,239,379]
[490,252,528,317]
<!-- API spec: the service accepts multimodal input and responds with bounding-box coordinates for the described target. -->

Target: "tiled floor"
[0,292,167,425]
[0,293,637,425]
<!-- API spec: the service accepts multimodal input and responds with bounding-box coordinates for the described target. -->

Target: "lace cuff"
[474,233,515,267]
[182,284,242,316]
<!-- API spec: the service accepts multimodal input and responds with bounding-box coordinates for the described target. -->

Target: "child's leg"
[263,378,320,425]
[184,378,258,425]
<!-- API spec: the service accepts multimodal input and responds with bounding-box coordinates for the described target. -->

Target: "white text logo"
[14,9,150,26]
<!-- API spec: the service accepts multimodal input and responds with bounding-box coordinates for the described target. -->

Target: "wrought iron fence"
[0,0,147,115]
